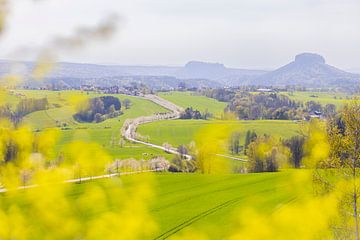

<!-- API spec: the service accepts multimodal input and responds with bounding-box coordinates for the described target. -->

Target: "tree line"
[0,98,49,125]
[74,96,122,123]
[227,128,306,172]
[201,89,337,120]
[179,107,212,120]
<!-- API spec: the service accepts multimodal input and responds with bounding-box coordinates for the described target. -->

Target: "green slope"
[280,91,351,109]
[158,91,227,117]
[15,90,170,160]
[66,171,307,239]
[137,119,302,147]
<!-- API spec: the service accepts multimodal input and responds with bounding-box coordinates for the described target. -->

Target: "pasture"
[137,119,302,147]
[10,90,170,160]
[18,90,168,129]
[280,91,351,109]
[66,171,309,239]
[158,91,227,117]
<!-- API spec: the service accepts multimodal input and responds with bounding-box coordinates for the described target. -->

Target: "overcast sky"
[0,0,359,70]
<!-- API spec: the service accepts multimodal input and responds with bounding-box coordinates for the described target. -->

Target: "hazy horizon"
[0,0,359,70]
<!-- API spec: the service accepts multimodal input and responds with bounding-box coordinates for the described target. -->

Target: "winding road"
[122,94,193,160]
[121,94,246,162]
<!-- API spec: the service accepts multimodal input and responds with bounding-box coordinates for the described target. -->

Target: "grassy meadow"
[138,119,302,147]
[67,171,309,240]
[4,89,310,163]
[9,90,171,160]
[17,90,168,129]
[7,90,341,160]
[280,91,351,109]
[158,91,227,117]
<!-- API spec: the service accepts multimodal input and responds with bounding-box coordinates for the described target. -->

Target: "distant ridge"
[1,53,359,89]
[254,53,360,87]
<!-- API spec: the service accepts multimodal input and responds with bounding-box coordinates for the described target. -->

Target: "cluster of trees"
[74,96,122,123]
[200,88,236,102]
[229,130,259,156]
[229,132,242,154]
[246,134,306,172]
[225,92,337,120]
[109,157,169,173]
[228,130,257,155]
[169,155,197,172]
[0,104,14,122]
[227,92,303,120]
[228,129,306,172]
[164,143,198,172]
[16,98,49,117]
[0,98,49,125]
[244,130,258,153]
[247,136,287,172]
[179,107,212,120]
[305,101,336,118]
[199,89,338,121]
[228,128,307,173]
[283,135,305,168]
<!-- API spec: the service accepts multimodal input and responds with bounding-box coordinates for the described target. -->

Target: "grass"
[65,171,308,239]
[148,172,302,239]
[157,91,351,117]
[280,91,351,109]
[55,129,173,160]
[0,89,21,107]
[5,90,332,161]
[19,90,168,130]
[137,119,302,147]
[11,90,170,160]
[0,170,310,239]
[158,91,227,117]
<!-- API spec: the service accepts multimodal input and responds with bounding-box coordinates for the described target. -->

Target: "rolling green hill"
[20,91,168,129]
[10,90,170,161]
[158,91,227,117]
[137,119,302,147]
[67,171,308,240]
[280,91,351,109]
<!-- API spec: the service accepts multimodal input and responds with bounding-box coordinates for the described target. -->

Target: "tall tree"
[247,136,289,173]
[244,130,257,155]
[284,135,305,168]
[123,99,131,109]
[324,103,336,118]
[229,132,241,155]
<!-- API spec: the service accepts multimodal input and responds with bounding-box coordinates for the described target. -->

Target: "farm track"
[150,176,276,212]
[153,187,277,240]
[153,198,244,240]
[0,168,163,193]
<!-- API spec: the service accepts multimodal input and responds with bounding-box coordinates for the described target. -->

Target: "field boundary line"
[0,168,163,193]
